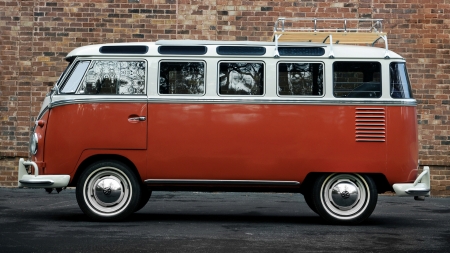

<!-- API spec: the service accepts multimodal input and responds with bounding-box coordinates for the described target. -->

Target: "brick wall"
[1,0,449,195]
[429,166,450,196]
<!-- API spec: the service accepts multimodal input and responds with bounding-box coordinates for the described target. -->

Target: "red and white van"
[18,18,430,224]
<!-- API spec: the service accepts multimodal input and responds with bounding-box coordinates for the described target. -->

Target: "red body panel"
[32,112,49,174]
[386,106,419,184]
[36,102,417,186]
[44,103,147,176]
[146,104,388,181]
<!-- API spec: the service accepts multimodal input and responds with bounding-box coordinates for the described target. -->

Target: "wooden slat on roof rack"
[272,31,387,45]
[272,18,390,58]
[272,18,387,45]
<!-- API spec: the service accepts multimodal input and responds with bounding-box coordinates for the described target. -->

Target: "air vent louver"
[355,108,386,142]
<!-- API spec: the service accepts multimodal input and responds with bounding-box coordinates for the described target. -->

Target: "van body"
[18,22,431,223]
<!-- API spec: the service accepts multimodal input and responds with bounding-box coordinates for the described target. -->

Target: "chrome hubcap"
[321,174,369,219]
[330,180,360,210]
[83,167,132,216]
[93,176,124,207]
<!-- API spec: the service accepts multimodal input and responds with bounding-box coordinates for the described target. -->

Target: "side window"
[333,62,381,98]
[390,62,413,99]
[159,61,205,95]
[218,62,264,95]
[60,61,90,93]
[77,60,146,95]
[278,62,323,96]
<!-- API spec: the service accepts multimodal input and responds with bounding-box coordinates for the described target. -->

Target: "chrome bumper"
[393,166,431,197]
[18,158,70,188]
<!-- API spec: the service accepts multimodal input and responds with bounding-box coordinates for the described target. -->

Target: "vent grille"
[355,108,386,142]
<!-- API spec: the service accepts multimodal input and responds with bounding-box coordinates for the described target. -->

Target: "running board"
[144,179,301,192]
[144,179,300,186]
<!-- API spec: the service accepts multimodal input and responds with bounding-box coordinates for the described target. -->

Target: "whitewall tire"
[76,161,141,221]
[312,173,378,224]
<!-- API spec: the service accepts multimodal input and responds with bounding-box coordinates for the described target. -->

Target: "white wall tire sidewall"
[76,160,141,221]
[314,173,377,224]
[82,166,133,218]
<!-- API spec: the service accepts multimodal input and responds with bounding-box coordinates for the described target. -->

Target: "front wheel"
[76,160,141,221]
[312,173,378,224]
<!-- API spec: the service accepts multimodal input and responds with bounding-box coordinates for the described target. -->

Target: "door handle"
[128,116,146,122]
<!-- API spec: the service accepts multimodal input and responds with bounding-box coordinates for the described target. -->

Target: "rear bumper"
[393,166,431,197]
[18,158,70,188]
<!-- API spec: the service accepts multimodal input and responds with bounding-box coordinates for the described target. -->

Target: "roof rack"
[272,18,389,59]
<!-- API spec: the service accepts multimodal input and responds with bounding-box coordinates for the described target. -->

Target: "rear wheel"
[76,160,141,221]
[312,173,377,224]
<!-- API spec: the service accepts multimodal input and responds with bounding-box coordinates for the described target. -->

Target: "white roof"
[65,39,402,60]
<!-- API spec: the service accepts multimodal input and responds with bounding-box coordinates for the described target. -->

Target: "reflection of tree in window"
[278,63,323,96]
[159,62,205,95]
[78,61,145,95]
[219,62,264,95]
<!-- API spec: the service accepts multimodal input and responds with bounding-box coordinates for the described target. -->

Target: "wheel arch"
[70,154,141,187]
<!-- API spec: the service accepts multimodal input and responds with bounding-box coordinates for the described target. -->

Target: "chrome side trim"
[149,98,418,106]
[49,97,417,108]
[50,96,148,107]
[144,179,300,186]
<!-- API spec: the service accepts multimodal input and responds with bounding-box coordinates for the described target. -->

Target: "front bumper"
[18,158,70,188]
[393,166,431,197]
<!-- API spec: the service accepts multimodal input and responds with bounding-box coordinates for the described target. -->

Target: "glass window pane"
[219,62,264,95]
[333,62,381,98]
[60,61,90,93]
[278,47,325,56]
[77,61,146,95]
[99,45,148,54]
[216,46,266,55]
[158,46,207,55]
[159,62,205,95]
[390,62,413,99]
[278,63,323,96]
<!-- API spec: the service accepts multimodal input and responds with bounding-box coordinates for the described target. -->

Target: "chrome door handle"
[129,116,146,121]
